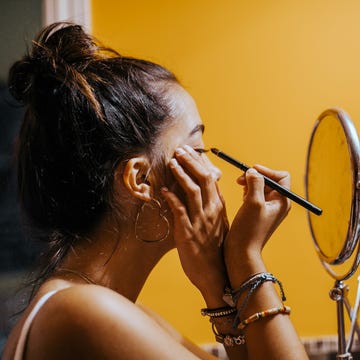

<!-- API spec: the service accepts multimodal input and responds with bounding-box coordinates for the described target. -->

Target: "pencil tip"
[210,148,220,155]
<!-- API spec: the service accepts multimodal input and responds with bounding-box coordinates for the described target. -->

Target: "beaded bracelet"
[237,305,291,330]
[201,306,237,318]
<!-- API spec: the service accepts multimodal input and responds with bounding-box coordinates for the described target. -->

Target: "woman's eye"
[193,148,209,154]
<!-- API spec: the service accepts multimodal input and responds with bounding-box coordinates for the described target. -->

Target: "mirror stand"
[329,277,360,359]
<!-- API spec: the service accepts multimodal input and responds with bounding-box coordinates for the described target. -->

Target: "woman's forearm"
[226,254,308,360]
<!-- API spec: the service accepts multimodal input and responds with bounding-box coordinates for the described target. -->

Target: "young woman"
[2,22,308,360]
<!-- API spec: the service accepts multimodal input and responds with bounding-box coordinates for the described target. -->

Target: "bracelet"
[223,272,287,328]
[215,333,246,346]
[224,272,286,307]
[223,272,269,307]
[235,273,286,301]
[237,305,291,330]
[236,273,286,318]
[234,272,266,292]
[212,323,245,346]
[201,306,237,318]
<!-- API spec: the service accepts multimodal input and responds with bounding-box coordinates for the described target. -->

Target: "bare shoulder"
[26,285,204,360]
[41,284,142,322]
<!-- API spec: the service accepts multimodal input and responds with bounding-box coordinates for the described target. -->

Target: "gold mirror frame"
[305,108,360,281]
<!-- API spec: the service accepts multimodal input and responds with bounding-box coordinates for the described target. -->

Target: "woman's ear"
[120,157,152,201]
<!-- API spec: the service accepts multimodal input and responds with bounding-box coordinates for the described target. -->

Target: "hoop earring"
[135,198,170,243]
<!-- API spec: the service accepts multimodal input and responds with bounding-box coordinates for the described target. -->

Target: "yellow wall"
[92,0,360,343]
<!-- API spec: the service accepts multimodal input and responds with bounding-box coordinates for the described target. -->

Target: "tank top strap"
[14,289,60,360]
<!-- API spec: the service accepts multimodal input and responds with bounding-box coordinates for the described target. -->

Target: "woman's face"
[158,84,222,182]
[138,84,221,247]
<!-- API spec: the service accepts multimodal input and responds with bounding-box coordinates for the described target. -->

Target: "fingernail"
[170,158,178,167]
[184,145,194,153]
[247,168,258,174]
[175,147,186,155]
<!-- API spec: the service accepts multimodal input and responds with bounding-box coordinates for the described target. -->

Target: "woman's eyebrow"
[189,124,205,136]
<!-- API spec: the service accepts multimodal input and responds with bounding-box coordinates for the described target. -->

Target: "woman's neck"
[57,215,173,302]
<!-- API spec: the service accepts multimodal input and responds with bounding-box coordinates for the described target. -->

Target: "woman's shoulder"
[29,285,142,346]
[2,285,136,359]
[1,284,130,360]
[24,285,201,360]
[24,284,138,329]
[45,283,137,315]
[4,284,206,360]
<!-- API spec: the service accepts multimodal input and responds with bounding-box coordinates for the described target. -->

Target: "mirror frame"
[305,108,360,280]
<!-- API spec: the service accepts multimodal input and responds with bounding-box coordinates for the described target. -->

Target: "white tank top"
[14,290,60,360]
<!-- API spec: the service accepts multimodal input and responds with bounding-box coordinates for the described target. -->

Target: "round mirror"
[305,108,360,280]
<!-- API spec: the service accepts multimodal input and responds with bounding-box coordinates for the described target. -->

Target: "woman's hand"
[224,165,291,288]
[161,145,229,307]
[223,166,309,360]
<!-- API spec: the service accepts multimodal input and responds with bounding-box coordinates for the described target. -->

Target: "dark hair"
[8,22,178,284]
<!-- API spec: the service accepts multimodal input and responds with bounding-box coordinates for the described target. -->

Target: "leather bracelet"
[223,273,286,310]
[201,306,237,318]
[223,272,267,307]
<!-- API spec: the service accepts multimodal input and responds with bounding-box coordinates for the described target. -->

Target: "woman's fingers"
[243,168,265,207]
[251,165,291,212]
[215,182,229,245]
[168,157,203,218]
[174,146,219,206]
[253,164,290,189]
[160,187,192,238]
[237,165,290,200]
[225,165,292,268]
[168,146,222,224]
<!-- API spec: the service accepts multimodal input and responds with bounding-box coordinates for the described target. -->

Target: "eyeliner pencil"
[210,148,322,216]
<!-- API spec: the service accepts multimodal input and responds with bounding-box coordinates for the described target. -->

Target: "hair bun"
[8,22,99,104]
[8,56,34,103]
[41,23,98,68]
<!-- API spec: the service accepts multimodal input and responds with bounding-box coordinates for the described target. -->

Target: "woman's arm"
[224,166,308,360]
[162,146,308,360]
[162,145,248,360]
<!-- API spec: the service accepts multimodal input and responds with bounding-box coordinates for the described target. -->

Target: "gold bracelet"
[237,305,291,330]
